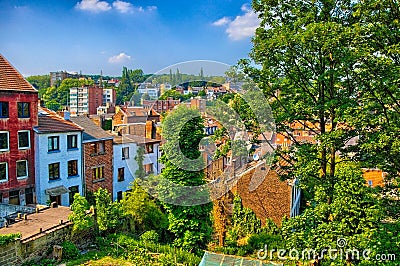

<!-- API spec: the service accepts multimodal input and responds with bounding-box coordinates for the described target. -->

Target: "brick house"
[142,98,180,113]
[70,116,113,197]
[0,54,38,205]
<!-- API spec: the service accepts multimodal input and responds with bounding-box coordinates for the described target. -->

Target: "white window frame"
[0,162,8,182]
[16,160,28,179]
[18,130,30,150]
[122,147,129,160]
[0,131,9,152]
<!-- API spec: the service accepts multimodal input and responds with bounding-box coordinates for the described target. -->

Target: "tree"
[159,105,213,251]
[243,1,400,263]
[243,0,362,204]
[41,78,94,110]
[94,188,120,233]
[134,146,146,179]
[69,194,93,233]
[120,181,168,234]
[26,75,50,95]
[281,163,382,264]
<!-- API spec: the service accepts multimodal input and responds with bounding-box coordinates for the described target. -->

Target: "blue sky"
[0,0,259,77]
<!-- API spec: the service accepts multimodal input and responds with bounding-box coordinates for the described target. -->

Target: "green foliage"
[116,67,145,104]
[121,181,168,234]
[140,230,159,243]
[231,195,261,238]
[69,194,92,233]
[26,75,50,92]
[159,89,194,101]
[40,78,94,110]
[61,241,80,260]
[21,259,56,266]
[281,163,381,261]
[160,105,213,251]
[102,119,112,131]
[134,147,145,179]
[94,188,121,233]
[84,233,201,266]
[0,233,21,246]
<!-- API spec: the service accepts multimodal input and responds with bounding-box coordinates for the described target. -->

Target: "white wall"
[35,131,83,206]
[113,142,139,201]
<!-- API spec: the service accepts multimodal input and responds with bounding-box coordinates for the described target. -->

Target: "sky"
[0,0,260,77]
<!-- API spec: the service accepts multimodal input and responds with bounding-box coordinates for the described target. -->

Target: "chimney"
[64,111,71,121]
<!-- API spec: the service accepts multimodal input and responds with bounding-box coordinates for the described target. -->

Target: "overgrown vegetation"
[0,233,21,246]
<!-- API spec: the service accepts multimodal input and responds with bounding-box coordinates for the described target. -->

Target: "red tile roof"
[34,107,83,133]
[0,54,37,92]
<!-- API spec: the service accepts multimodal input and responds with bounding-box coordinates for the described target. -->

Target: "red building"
[0,54,38,205]
[142,98,180,113]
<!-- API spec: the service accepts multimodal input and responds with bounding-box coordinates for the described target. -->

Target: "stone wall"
[0,241,17,266]
[0,222,91,265]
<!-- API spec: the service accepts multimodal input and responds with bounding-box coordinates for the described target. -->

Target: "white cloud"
[76,0,157,14]
[213,4,260,41]
[112,0,133,13]
[108,52,131,63]
[75,0,111,12]
[212,17,231,26]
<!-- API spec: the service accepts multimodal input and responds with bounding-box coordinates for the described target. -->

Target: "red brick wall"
[88,86,103,115]
[0,91,38,201]
[83,139,113,196]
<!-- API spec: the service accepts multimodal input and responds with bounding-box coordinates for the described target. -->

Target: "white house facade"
[112,136,139,201]
[34,109,84,206]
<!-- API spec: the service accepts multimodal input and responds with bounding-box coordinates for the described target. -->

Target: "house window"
[67,135,78,149]
[122,147,129,159]
[117,191,123,201]
[368,180,373,187]
[9,190,20,205]
[0,132,9,151]
[93,166,104,181]
[48,136,59,152]
[16,160,28,179]
[18,130,30,149]
[118,167,124,182]
[144,164,154,175]
[92,141,105,154]
[0,102,9,118]
[49,162,60,180]
[98,141,105,153]
[17,102,30,118]
[69,186,79,205]
[0,162,7,181]
[146,144,154,154]
[68,160,78,177]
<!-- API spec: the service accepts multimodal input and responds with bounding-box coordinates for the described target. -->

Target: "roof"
[113,134,161,145]
[123,107,160,117]
[0,54,37,92]
[70,116,113,142]
[34,108,83,133]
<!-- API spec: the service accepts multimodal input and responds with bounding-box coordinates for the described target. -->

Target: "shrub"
[61,241,80,260]
[0,233,21,246]
[140,230,159,243]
